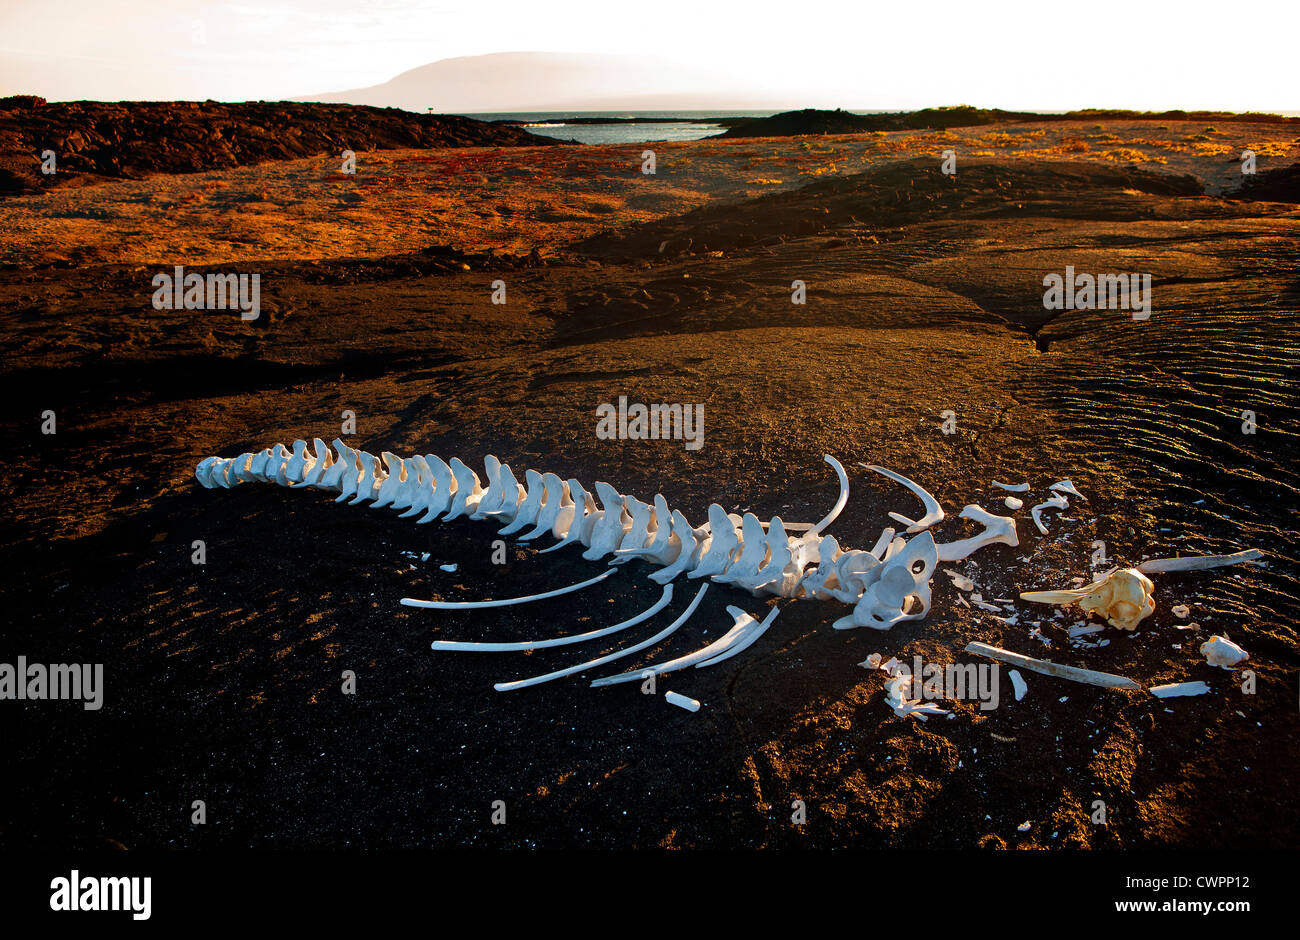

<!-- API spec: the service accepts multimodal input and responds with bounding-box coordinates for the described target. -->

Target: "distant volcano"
[297,51,830,114]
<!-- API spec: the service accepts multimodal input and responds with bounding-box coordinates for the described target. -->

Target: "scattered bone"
[1150,680,1210,698]
[1008,669,1028,701]
[863,464,944,533]
[665,692,701,712]
[1137,550,1264,574]
[993,481,1030,493]
[439,563,458,573]
[1200,635,1249,669]
[883,674,949,720]
[1067,624,1105,638]
[1020,568,1155,632]
[1175,622,1201,631]
[964,641,1141,690]
[1171,604,1190,618]
[969,593,1002,613]
[943,569,975,592]
[935,506,1019,562]
[1004,496,1023,510]
[1030,493,1069,534]
[1048,480,1085,500]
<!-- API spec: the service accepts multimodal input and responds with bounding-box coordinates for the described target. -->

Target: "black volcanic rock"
[1228,161,1300,203]
[0,100,567,196]
[716,106,1044,138]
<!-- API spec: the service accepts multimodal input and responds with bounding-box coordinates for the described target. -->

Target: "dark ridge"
[579,158,1209,260]
[1226,160,1300,203]
[0,98,568,196]
[715,105,1300,138]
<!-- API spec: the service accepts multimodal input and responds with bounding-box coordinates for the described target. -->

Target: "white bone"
[401,567,616,610]
[864,464,944,532]
[868,527,896,560]
[1150,681,1209,698]
[397,456,432,517]
[195,457,219,488]
[647,511,699,583]
[582,483,629,559]
[371,452,405,508]
[753,517,798,595]
[590,604,779,687]
[689,504,739,579]
[334,448,364,502]
[711,513,768,587]
[964,641,1141,690]
[540,479,597,553]
[316,440,354,491]
[284,440,310,482]
[495,583,710,692]
[294,439,332,487]
[665,692,701,712]
[1003,496,1023,510]
[834,531,936,630]
[418,455,459,523]
[935,505,1019,562]
[479,464,523,520]
[1030,493,1068,534]
[1049,479,1085,499]
[612,494,676,565]
[992,480,1030,492]
[1137,550,1264,573]
[1200,634,1249,668]
[469,455,504,519]
[347,450,380,504]
[443,457,484,520]
[498,469,544,536]
[519,473,568,541]
[611,495,654,563]
[431,584,674,651]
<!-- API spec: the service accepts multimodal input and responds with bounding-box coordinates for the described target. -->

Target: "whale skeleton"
[196,439,1034,693]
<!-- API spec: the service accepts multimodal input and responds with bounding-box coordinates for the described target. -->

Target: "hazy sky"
[2,0,1296,111]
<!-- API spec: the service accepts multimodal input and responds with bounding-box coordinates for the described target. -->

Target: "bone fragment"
[963,641,1141,690]
[665,692,701,712]
[1137,550,1264,574]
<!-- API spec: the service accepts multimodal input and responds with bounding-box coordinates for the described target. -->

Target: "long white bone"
[494,583,710,692]
[1031,493,1068,534]
[401,568,616,610]
[590,604,779,687]
[1137,550,1264,573]
[431,584,674,651]
[864,464,944,533]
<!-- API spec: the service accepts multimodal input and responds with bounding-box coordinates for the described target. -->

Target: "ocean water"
[461,111,778,145]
